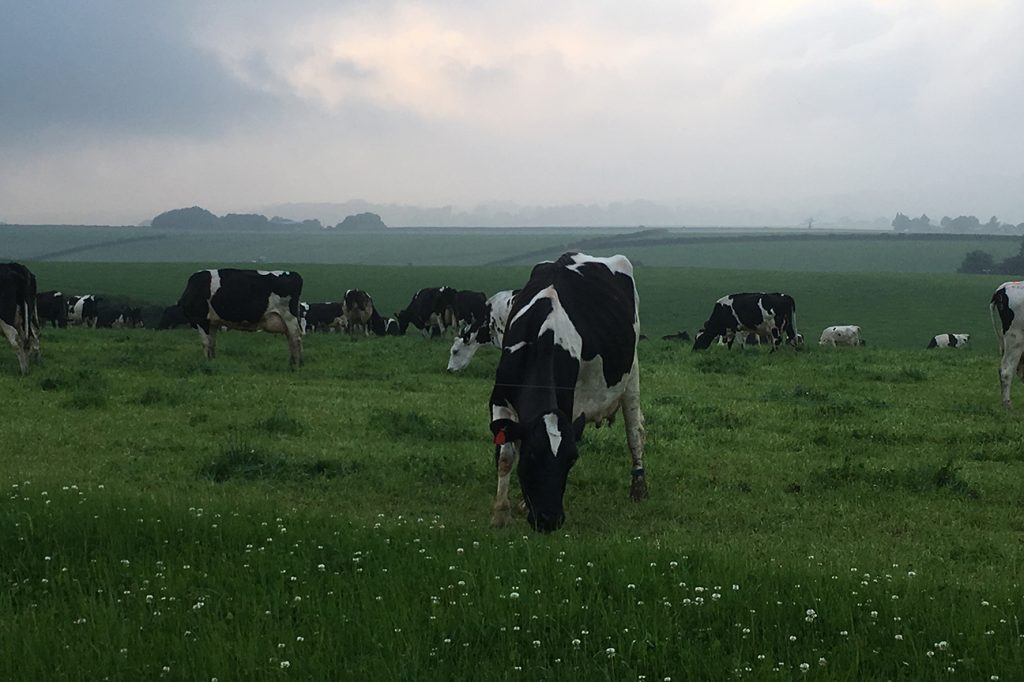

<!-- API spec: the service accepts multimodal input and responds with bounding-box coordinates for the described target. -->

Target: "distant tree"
[892,212,912,232]
[333,212,387,231]
[945,215,981,233]
[151,206,219,231]
[958,250,995,274]
[220,213,270,231]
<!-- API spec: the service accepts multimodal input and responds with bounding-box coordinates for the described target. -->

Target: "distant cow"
[368,309,401,336]
[447,290,516,372]
[97,302,143,328]
[660,330,691,342]
[66,295,99,328]
[158,304,187,330]
[692,292,799,350]
[489,253,645,532]
[304,302,346,333]
[927,333,970,349]
[36,291,67,328]
[991,281,1024,407]
[177,269,303,368]
[343,289,375,335]
[1,262,40,375]
[819,325,864,347]
[397,287,457,336]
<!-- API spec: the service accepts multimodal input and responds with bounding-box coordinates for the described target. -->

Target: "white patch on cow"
[257,270,287,276]
[207,270,221,299]
[543,413,563,456]
[565,253,634,278]
[510,286,582,360]
[505,341,527,354]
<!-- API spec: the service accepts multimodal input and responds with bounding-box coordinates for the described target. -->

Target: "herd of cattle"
[3,258,1024,531]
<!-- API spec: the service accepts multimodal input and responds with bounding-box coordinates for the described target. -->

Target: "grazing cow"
[660,330,691,342]
[450,290,488,332]
[343,289,375,335]
[397,287,457,336]
[927,333,970,349]
[177,269,303,368]
[368,309,401,336]
[36,291,67,328]
[304,302,346,333]
[692,292,799,350]
[990,281,1024,407]
[489,252,645,532]
[447,290,516,373]
[1,262,40,375]
[819,325,864,346]
[158,304,187,330]
[96,303,143,328]
[66,295,99,328]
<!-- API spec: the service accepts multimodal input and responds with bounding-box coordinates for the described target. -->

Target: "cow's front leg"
[622,384,648,500]
[492,443,518,527]
[197,322,216,359]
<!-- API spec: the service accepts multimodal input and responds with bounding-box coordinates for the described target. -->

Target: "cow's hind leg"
[284,315,303,369]
[1,321,29,375]
[999,333,1024,408]
[622,374,648,500]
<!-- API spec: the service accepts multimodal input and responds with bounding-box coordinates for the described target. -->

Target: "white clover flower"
[280,661,290,669]
[895,634,903,641]
[799,663,809,672]
[605,647,616,658]
[937,641,949,651]
[571,638,581,647]
[509,592,520,599]
[818,658,827,667]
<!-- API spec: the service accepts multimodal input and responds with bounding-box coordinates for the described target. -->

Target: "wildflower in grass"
[936,641,949,651]
[799,663,810,672]
[605,647,616,658]
[818,658,827,667]
[571,639,581,648]
[805,609,817,622]
[789,635,797,642]
[895,634,903,641]
[509,591,520,599]
[280,661,290,669]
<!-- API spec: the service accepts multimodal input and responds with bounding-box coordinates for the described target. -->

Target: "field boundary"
[29,234,167,261]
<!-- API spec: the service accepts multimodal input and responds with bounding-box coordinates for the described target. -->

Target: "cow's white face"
[447,334,481,372]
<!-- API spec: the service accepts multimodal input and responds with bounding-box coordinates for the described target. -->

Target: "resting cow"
[177,269,304,368]
[927,333,970,349]
[447,290,516,373]
[692,292,799,350]
[489,252,645,532]
[1,262,40,375]
[304,302,346,333]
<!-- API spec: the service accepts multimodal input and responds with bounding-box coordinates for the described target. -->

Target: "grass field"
[2,262,1024,679]
[3,225,1021,273]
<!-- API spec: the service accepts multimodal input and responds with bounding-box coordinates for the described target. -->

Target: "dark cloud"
[0,1,285,143]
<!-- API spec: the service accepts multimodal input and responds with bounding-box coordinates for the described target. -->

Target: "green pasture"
[3,225,1021,273]
[22,261,1015,350]
[1,323,1023,680]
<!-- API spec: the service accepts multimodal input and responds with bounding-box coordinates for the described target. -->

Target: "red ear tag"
[494,430,506,445]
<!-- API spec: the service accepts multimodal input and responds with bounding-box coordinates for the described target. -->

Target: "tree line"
[149,206,387,232]
[893,212,1024,235]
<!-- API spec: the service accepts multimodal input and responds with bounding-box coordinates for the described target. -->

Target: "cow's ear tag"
[494,430,506,446]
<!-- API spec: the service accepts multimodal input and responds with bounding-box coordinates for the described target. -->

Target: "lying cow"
[692,292,799,350]
[177,269,304,368]
[447,290,516,372]
[819,325,864,346]
[991,282,1024,407]
[1,262,40,375]
[927,333,970,349]
[489,252,645,532]
[304,302,346,333]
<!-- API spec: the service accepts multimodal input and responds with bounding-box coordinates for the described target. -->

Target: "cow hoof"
[491,509,513,528]
[630,476,649,501]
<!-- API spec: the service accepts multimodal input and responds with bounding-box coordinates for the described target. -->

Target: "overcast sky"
[1,0,1022,225]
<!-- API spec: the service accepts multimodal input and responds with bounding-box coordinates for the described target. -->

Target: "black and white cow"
[991,282,1024,407]
[343,289,375,335]
[927,333,970,349]
[1,262,40,375]
[397,287,457,336]
[157,304,187,330]
[177,269,304,368]
[97,302,143,328]
[36,291,67,328]
[368,309,401,336]
[692,292,799,350]
[451,290,488,332]
[819,325,864,346]
[447,290,516,373]
[66,295,99,328]
[489,253,645,532]
[304,302,346,333]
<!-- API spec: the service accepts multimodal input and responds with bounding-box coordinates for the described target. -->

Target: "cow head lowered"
[491,413,585,532]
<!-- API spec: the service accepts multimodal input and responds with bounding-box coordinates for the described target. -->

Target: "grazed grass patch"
[254,406,304,436]
[816,455,981,498]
